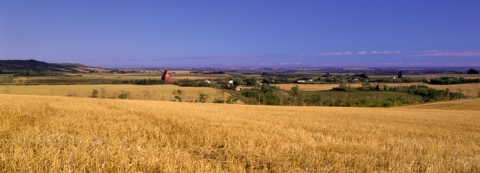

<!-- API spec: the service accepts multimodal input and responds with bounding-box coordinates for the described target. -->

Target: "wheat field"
[1,94,479,172]
[1,84,233,103]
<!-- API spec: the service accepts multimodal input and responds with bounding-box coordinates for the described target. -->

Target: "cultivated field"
[406,98,480,111]
[10,73,163,84]
[6,73,233,84]
[275,84,362,91]
[371,73,480,79]
[173,73,231,80]
[1,84,234,103]
[1,94,479,172]
[275,83,480,97]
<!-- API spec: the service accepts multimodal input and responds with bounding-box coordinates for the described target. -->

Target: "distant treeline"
[109,79,166,85]
[429,77,480,85]
[5,70,65,76]
[368,78,425,83]
[237,83,466,107]
[174,79,211,87]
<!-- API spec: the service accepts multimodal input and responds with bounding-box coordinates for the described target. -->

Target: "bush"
[226,95,239,104]
[172,89,183,102]
[117,90,130,99]
[100,87,106,98]
[198,93,209,103]
[90,89,98,98]
[213,99,225,103]
[467,68,479,74]
[3,86,10,94]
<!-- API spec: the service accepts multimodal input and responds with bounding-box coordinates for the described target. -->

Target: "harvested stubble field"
[1,84,233,102]
[1,94,479,172]
[372,74,480,79]
[11,73,165,84]
[9,73,234,84]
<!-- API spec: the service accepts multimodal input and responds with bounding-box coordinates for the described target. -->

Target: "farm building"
[234,86,257,91]
[161,70,177,83]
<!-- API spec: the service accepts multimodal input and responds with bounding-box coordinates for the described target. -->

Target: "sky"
[1,1,479,68]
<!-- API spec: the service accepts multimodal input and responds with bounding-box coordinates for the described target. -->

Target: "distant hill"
[0,59,109,73]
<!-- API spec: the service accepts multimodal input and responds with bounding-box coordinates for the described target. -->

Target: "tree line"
[429,77,480,85]
[237,83,466,107]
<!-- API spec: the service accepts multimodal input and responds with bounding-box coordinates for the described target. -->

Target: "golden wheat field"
[1,84,233,103]
[8,73,232,84]
[1,94,479,172]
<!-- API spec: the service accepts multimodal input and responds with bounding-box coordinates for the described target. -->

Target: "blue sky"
[1,1,479,68]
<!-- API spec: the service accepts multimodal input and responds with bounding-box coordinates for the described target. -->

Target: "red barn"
[161,70,177,83]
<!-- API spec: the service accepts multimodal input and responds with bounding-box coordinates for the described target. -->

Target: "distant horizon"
[4,58,480,70]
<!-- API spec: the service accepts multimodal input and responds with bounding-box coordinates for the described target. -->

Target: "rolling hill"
[0,59,108,73]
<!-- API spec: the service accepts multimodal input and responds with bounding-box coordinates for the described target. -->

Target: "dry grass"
[2,84,234,102]
[1,94,479,172]
[405,98,480,111]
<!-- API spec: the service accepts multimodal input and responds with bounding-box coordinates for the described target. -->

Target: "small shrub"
[226,95,239,104]
[100,87,106,98]
[117,90,130,99]
[198,93,209,103]
[90,89,98,98]
[172,89,183,102]
[3,86,10,94]
[213,99,225,103]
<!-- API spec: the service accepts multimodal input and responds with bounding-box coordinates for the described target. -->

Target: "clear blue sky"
[1,1,479,68]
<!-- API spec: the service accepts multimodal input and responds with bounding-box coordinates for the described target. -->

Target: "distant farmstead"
[161,70,177,83]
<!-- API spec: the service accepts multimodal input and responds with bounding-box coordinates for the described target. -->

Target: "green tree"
[28,70,36,76]
[287,85,302,106]
[398,70,403,78]
[339,79,348,91]
[246,77,258,86]
[260,83,281,105]
[467,68,479,74]
[233,78,243,86]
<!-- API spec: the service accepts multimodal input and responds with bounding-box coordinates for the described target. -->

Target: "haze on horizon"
[1,1,479,68]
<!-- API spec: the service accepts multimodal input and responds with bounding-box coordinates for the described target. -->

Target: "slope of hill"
[404,98,480,111]
[1,94,479,172]
[0,59,108,73]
